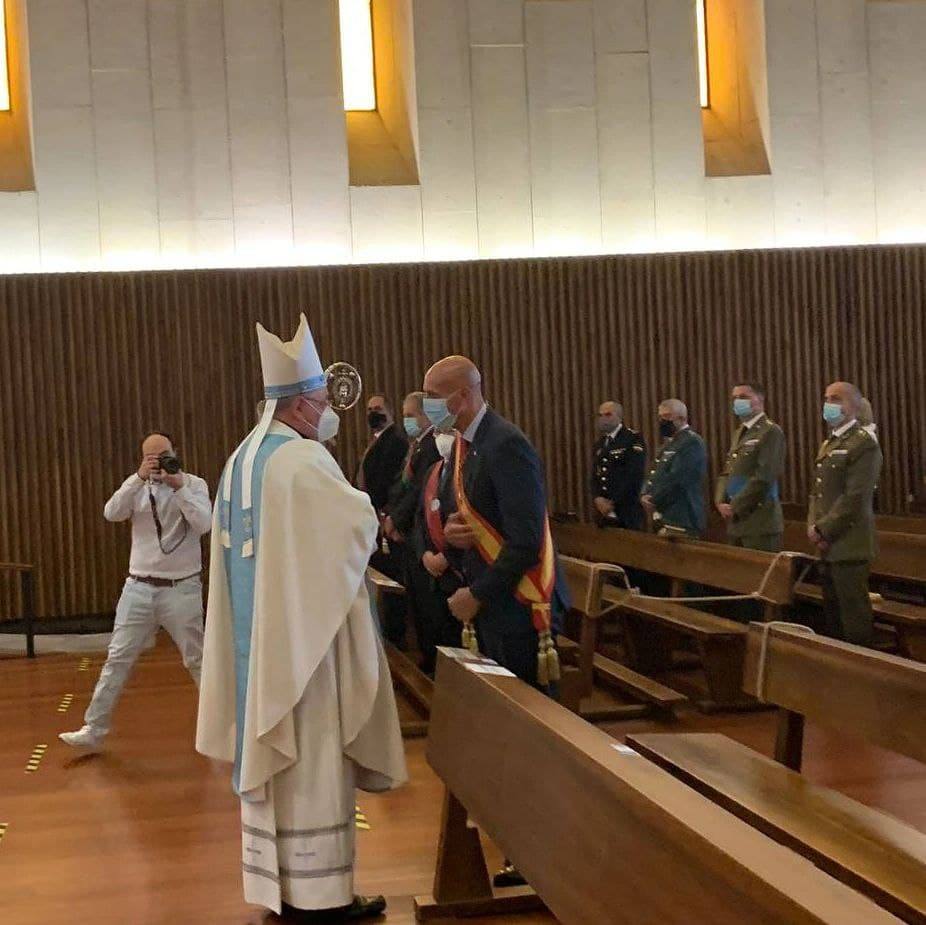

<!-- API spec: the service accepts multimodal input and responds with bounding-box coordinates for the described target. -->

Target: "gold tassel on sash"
[462,621,479,655]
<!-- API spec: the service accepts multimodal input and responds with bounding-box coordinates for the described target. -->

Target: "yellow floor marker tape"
[0,823,8,848]
[354,805,371,831]
[57,693,75,713]
[25,744,48,774]
[78,658,91,672]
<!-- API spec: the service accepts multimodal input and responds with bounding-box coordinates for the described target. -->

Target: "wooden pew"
[795,582,926,663]
[367,567,432,738]
[416,648,901,924]
[554,523,802,710]
[557,555,686,721]
[628,625,926,924]
[782,521,926,586]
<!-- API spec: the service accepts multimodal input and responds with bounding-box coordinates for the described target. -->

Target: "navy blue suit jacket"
[439,408,568,636]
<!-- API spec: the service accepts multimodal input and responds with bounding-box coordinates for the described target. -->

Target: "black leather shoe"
[492,863,527,888]
[280,896,386,922]
[343,895,387,920]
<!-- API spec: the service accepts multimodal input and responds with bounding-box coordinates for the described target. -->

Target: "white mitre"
[221,313,326,556]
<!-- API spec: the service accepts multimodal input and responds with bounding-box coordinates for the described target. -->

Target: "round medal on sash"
[325,362,362,410]
[430,499,441,512]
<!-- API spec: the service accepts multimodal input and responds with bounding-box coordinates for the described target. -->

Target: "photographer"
[60,432,212,752]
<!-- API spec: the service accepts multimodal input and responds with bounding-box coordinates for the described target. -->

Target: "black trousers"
[404,553,461,675]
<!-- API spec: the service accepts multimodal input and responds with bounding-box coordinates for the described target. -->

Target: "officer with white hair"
[641,398,708,536]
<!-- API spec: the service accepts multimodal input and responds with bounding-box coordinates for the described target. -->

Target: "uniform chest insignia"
[744,438,760,446]
[830,449,849,456]
[609,448,625,457]
[632,445,644,452]
[663,450,676,458]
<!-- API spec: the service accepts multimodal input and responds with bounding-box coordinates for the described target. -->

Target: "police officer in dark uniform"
[590,401,647,529]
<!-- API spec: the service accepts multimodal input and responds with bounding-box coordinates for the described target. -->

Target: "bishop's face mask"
[301,399,340,442]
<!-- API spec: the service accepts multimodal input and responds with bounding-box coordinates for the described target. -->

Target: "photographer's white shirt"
[104,474,213,579]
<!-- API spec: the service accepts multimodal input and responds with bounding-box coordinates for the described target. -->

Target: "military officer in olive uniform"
[641,399,707,537]
[591,401,646,529]
[714,382,785,552]
[807,381,883,645]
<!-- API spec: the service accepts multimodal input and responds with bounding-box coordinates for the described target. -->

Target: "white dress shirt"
[104,473,213,579]
[462,402,489,443]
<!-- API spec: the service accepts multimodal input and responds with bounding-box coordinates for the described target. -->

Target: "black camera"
[157,452,183,475]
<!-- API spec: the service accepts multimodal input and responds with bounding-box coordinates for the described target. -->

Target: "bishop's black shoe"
[280,895,386,922]
[492,863,527,888]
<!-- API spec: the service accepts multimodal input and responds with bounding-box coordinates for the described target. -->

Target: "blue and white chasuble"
[196,421,407,914]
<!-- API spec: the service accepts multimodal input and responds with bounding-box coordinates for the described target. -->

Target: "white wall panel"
[765,0,825,243]
[471,45,533,257]
[415,0,471,109]
[27,0,93,110]
[646,0,705,246]
[593,0,647,54]
[819,72,876,242]
[597,52,655,252]
[223,0,293,252]
[0,193,41,271]
[33,107,102,265]
[869,1,926,243]
[283,0,350,262]
[526,1,596,110]
[91,68,160,258]
[468,0,523,45]
[350,187,424,263]
[88,0,147,71]
[706,176,775,250]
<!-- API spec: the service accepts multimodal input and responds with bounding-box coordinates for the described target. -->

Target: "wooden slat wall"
[1,244,924,620]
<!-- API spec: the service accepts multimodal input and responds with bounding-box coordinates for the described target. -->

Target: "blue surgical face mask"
[733,398,753,418]
[423,396,458,431]
[823,402,844,426]
[403,416,421,439]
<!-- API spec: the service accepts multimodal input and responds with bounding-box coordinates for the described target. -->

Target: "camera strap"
[148,486,189,555]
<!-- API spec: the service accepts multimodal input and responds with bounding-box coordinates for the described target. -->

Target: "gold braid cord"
[536,627,560,687]
[461,621,479,655]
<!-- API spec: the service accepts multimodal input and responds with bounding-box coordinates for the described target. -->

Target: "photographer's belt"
[130,572,200,588]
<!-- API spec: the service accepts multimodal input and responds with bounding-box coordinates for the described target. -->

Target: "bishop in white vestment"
[196,315,407,918]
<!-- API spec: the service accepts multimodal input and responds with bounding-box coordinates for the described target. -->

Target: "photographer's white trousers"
[84,577,204,737]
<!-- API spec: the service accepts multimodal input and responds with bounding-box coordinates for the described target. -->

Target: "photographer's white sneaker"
[59,725,104,753]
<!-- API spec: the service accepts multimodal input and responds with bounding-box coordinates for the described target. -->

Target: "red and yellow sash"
[423,460,446,552]
[452,434,555,634]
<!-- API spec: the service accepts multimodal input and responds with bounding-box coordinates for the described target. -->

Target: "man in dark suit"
[641,398,707,537]
[356,393,408,645]
[422,355,568,889]
[422,356,567,684]
[356,394,408,514]
[591,400,646,529]
[383,391,446,674]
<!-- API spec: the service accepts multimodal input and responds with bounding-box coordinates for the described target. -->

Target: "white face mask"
[314,406,340,442]
[435,432,455,459]
[301,400,340,442]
